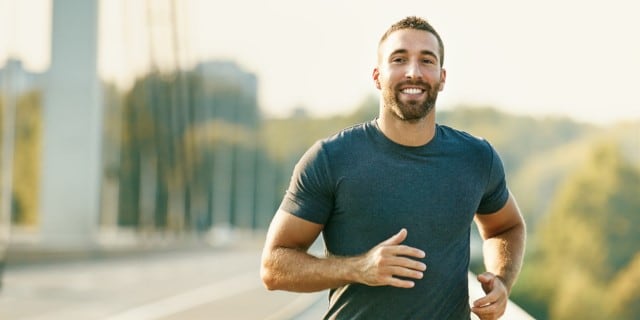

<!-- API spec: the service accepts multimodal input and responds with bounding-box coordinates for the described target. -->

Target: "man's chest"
[334,155,484,217]
[324,155,485,253]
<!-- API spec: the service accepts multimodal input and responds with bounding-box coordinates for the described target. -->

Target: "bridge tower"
[39,0,103,246]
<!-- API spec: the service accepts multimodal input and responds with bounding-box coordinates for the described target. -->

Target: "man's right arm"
[260,210,427,292]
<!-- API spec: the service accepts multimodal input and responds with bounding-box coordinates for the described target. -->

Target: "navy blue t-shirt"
[280,120,509,319]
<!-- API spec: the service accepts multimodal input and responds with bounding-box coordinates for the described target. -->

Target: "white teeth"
[401,88,423,94]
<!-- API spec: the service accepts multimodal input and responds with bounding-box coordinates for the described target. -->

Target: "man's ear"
[372,68,381,90]
[438,68,447,91]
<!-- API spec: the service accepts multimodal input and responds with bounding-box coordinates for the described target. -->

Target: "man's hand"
[471,272,508,320]
[355,228,427,288]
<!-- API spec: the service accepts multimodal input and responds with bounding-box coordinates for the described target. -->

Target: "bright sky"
[1,0,639,124]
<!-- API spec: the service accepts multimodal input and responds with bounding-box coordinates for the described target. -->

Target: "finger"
[388,265,424,280]
[473,283,501,307]
[473,292,497,308]
[477,272,492,283]
[385,275,416,288]
[471,304,499,320]
[384,244,426,259]
[471,300,506,320]
[477,272,495,293]
[387,256,427,271]
[379,228,407,246]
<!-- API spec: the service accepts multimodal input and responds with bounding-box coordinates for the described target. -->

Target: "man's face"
[374,29,446,122]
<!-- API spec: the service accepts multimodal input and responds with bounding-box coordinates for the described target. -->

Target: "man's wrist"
[341,255,363,284]
[325,254,361,286]
[494,274,511,294]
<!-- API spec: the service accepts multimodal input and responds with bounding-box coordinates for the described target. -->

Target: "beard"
[382,80,440,122]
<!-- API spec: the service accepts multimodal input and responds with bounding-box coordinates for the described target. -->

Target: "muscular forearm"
[482,222,526,293]
[261,246,359,292]
[262,228,426,292]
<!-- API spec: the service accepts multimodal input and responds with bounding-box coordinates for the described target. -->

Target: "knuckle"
[379,246,392,255]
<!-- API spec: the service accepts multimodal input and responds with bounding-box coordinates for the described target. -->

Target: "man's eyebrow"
[388,49,439,60]
[420,50,438,59]
[389,49,408,56]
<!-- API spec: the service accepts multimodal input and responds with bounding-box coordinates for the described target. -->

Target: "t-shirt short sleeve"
[476,143,510,214]
[279,141,334,225]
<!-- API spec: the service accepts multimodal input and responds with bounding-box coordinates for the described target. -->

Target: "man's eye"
[392,57,405,63]
[423,59,435,64]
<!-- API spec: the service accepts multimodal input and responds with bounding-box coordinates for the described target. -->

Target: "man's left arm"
[472,192,526,319]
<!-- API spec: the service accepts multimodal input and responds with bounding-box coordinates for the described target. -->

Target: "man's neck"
[376,110,436,147]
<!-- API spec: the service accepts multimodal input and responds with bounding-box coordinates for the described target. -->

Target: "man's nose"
[405,61,423,80]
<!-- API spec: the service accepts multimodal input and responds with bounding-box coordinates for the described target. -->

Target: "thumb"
[380,228,407,246]
[477,272,495,293]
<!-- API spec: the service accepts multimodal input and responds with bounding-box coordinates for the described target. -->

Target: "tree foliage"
[11,91,42,225]
[0,91,43,226]
[437,106,596,174]
[519,142,640,319]
[608,253,640,319]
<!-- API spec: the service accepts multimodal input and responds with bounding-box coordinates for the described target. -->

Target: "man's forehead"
[379,29,440,56]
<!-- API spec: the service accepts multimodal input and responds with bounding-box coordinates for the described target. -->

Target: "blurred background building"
[0,0,280,249]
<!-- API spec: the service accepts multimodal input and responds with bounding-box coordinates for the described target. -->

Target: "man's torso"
[281,120,507,319]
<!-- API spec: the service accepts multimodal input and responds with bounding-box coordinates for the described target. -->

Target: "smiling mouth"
[401,88,424,94]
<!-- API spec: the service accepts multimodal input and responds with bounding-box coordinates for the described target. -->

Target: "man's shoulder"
[320,121,373,146]
[437,124,492,149]
[301,121,373,163]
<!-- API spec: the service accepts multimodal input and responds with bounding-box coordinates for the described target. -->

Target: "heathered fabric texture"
[280,120,509,319]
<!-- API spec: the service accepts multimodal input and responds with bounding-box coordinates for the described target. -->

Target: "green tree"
[437,106,595,174]
[11,91,42,225]
[533,142,640,319]
[608,253,640,319]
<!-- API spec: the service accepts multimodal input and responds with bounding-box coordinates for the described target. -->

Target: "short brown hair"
[378,16,445,67]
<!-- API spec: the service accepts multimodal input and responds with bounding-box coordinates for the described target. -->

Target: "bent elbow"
[260,261,281,291]
[260,269,274,290]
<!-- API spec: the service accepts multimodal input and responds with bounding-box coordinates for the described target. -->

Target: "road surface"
[0,244,327,320]
[0,242,531,319]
